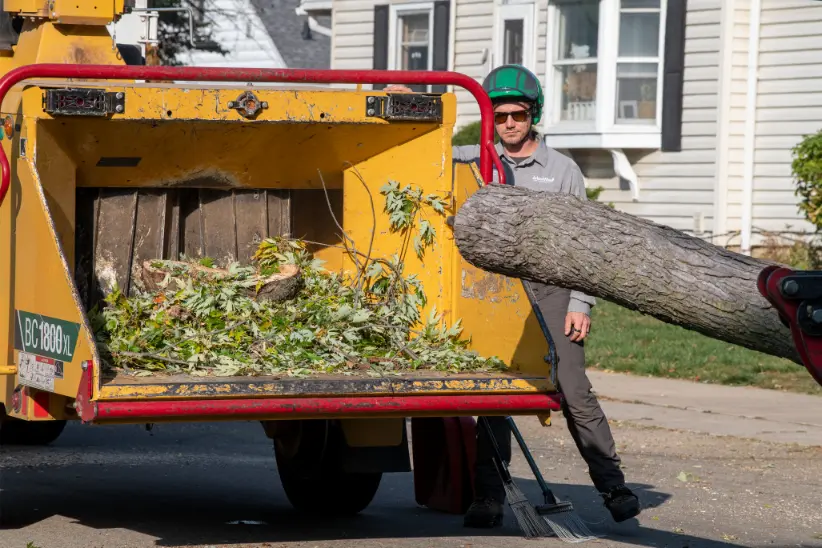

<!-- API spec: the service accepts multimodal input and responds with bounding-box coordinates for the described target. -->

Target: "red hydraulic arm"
[758,266,822,387]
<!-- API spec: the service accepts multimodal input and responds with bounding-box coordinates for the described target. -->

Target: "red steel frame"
[74,361,561,423]
[0,64,506,207]
[0,64,553,423]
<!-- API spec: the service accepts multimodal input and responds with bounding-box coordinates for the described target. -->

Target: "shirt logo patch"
[533,176,555,183]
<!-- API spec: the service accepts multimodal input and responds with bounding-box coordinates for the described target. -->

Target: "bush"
[452,121,500,146]
[791,130,822,231]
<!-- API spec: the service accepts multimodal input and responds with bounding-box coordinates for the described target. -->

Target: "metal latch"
[365,94,443,122]
[43,89,125,117]
[228,91,268,119]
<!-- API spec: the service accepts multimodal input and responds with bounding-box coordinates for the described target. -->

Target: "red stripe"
[91,394,561,422]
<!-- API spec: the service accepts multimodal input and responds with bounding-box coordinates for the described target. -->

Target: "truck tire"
[0,417,67,446]
[274,419,382,516]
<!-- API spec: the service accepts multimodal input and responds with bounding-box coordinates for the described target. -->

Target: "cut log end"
[139,260,302,302]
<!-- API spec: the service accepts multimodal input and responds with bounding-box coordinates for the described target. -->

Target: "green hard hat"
[482,64,544,124]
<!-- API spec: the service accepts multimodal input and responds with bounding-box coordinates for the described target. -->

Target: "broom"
[478,416,554,539]
[506,416,599,543]
[516,280,598,542]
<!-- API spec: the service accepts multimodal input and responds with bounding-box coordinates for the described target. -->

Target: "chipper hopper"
[0,2,562,517]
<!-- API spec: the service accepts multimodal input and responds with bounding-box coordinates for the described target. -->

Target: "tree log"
[140,261,302,302]
[453,184,803,365]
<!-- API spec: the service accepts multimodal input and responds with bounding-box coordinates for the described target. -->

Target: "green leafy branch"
[379,180,448,260]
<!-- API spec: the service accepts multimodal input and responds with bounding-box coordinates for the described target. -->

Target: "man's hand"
[565,312,591,343]
[383,85,413,92]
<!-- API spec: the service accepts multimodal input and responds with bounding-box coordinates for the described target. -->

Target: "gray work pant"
[474,284,625,499]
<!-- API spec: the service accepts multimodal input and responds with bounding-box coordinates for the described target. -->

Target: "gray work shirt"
[453,139,596,316]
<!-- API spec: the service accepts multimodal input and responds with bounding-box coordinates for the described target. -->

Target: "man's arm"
[566,164,597,316]
[452,144,482,164]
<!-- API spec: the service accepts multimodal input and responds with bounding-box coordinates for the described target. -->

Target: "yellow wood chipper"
[0,0,562,516]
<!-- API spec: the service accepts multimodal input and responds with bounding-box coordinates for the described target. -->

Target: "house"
[111,0,330,70]
[327,0,822,254]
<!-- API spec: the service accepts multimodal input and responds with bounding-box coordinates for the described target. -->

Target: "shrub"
[791,130,822,231]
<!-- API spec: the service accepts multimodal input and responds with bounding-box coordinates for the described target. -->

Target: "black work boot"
[463,496,504,528]
[601,484,640,522]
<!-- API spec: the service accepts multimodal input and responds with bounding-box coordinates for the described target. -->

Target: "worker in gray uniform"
[385,64,641,528]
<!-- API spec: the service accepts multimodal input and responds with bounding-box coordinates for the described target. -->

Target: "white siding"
[331,0,375,72]
[178,0,286,69]
[581,0,722,236]
[741,0,820,243]
[453,0,494,128]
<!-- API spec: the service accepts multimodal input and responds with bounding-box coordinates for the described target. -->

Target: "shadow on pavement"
[0,421,745,547]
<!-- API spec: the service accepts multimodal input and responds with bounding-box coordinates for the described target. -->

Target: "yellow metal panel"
[0,120,99,399]
[53,0,117,24]
[4,0,48,16]
[340,125,456,329]
[448,163,557,389]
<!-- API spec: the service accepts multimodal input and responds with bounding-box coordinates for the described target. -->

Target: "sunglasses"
[494,110,530,124]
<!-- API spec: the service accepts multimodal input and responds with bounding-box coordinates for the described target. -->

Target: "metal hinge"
[365,94,443,122]
[42,89,126,117]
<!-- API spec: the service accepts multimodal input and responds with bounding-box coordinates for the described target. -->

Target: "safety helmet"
[482,64,544,125]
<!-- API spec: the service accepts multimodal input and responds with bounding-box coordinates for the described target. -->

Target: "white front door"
[494,2,536,72]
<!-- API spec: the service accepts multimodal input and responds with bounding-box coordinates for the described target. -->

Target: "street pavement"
[1,371,821,548]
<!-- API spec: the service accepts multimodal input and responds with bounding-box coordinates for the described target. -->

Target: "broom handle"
[506,416,559,505]
[521,279,558,388]
[478,416,514,485]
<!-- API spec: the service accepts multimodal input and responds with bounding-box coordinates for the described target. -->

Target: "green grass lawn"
[586,300,822,396]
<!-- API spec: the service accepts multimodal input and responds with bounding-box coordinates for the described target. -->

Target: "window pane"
[618,13,659,57]
[621,0,660,8]
[615,62,658,125]
[558,64,597,122]
[504,19,524,65]
[556,0,599,60]
[398,12,430,91]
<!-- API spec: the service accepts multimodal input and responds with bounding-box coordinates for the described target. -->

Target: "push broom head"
[503,480,556,538]
[536,501,599,544]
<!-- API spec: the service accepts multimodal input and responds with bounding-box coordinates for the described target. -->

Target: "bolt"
[116,92,124,100]
[367,96,375,104]
[783,279,800,296]
[367,108,375,116]
[813,308,822,324]
[115,105,124,113]
[261,101,268,108]
[81,362,88,371]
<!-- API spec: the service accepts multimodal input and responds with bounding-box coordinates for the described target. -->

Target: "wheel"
[0,417,67,446]
[274,419,382,516]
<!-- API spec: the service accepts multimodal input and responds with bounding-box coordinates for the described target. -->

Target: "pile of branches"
[90,237,506,378]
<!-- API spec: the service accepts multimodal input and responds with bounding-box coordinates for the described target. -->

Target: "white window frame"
[388,2,435,92]
[493,1,538,73]
[543,0,668,150]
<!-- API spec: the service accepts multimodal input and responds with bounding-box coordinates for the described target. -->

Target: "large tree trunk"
[453,184,803,365]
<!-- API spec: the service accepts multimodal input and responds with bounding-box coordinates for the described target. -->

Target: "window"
[389,4,434,92]
[553,0,599,123]
[503,20,524,65]
[495,3,536,76]
[544,0,667,149]
[615,0,661,125]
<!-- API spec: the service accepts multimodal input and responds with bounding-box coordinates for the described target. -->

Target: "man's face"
[493,101,533,146]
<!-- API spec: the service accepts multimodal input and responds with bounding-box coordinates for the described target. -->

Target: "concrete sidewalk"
[586,370,822,446]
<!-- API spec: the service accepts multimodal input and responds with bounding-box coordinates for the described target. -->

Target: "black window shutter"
[373,5,389,90]
[661,0,687,152]
[431,0,451,93]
